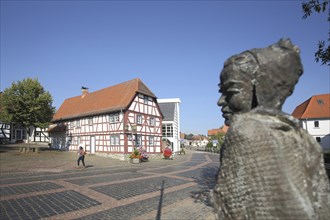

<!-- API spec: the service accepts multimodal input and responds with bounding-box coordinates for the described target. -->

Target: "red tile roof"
[52,78,157,122]
[207,125,228,136]
[291,94,330,119]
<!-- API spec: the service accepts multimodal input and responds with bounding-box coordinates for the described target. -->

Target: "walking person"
[77,146,86,168]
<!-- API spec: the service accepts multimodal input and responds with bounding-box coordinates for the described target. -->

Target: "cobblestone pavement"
[0,144,219,220]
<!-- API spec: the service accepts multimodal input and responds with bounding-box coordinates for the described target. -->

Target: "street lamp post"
[131,124,137,148]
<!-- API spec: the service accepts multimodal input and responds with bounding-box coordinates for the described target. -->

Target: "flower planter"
[131,158,141,164]
[163,148,172,159]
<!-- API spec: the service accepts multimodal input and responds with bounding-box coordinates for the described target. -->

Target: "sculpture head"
[218,39,303,126]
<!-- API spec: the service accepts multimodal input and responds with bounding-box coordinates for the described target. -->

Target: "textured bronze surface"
[212,39,330,220]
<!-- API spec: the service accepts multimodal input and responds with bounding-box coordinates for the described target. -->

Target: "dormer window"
[316,99,324,105]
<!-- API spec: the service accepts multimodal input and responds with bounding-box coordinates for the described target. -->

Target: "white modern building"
[158,98,181,153]
[292,94,330,152]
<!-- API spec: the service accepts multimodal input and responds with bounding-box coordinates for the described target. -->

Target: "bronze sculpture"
[211,39,330,219]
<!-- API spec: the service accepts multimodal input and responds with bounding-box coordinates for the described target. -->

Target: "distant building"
[190,135,208,147]
[180,132,185,139]
[50,78,163,160]
[207,125,228,137]
[0,91,49,144]
[0,122,49,144]
[158,98,181,153]
[292,94,330,152]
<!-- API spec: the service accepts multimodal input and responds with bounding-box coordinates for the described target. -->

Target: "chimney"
[81,86,89,99]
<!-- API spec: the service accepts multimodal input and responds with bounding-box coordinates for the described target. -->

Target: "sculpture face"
[218,65,253,126]
[217,39,303,126]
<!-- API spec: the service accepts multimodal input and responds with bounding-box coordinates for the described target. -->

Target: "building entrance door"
[15,129,23,140]
[90,136,96,154]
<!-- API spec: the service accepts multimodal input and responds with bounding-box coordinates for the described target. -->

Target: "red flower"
[164,148,172,158]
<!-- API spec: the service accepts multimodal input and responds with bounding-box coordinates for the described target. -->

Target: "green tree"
[206,133,226,153]
[186,133,194,140]
[302,0,330,66]
[1,78,55,148]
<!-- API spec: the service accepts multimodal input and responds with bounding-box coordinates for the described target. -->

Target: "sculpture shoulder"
[227,109,321,153]
[230,110,296,135]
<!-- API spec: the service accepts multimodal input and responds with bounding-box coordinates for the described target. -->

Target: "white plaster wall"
[301,119,330,151]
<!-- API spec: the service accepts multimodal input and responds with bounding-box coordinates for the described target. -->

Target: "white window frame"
[137,115,142,124]
[144,95,148,104]
[128,134,133,141]
[88,118,93,126]
[314,121,319,128]
[150,117,155,126]
[162,124,173,137]
[110,135,120,146]
[135,135,142,146]
[109,113,119,124]
[149,136,154,146]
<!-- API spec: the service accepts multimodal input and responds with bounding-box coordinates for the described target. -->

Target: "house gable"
[292,94,330,152]
[292,94,330,119]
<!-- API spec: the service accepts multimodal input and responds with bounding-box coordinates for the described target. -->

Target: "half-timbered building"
[0,122,49,144]
[0,122,11,144]
[51,78,163,160]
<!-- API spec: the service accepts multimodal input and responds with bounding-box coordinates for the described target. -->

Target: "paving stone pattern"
[0,182,63,196]
[0,190,101,220]
[91,176,190,199]
[80,186,198,220]
[65,171,152,186]
[144,166,191,174]
[0,149,218,220]
[0,167,140,185]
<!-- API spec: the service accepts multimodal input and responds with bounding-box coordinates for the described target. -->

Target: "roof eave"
[52,107,125,123]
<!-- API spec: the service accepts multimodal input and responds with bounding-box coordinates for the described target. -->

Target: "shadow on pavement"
[0,145,17,153]
[156,180,165,220]
[190,160,219,207]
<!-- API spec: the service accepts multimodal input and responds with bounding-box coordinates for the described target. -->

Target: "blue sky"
[1,0,329,135]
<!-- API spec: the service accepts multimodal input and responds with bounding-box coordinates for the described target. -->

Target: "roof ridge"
[52,78,155,122]
[93,78,140,93]
[136,78,157,98]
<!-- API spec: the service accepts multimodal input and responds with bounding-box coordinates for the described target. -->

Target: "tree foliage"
[206,133,225,153]
[302,0,330,66]
[0,78,55,128]
[208,133,226,147]
[186,133,194,140]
